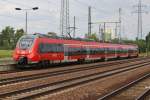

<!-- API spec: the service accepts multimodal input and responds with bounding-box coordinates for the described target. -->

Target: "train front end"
[13,34,39,65]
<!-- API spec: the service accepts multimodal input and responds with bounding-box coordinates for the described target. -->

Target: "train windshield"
[18,35,36,50]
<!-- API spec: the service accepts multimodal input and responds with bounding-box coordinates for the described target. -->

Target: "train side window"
[39,43,44,53]
[39,43,64,53]
[39,43,49,53]
[66,47,87,56]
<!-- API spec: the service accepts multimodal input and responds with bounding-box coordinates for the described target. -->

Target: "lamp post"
[15,7,39,34]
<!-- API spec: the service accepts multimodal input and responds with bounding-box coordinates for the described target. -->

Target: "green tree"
[85,33,99,41]
[14,29,25,45]
[1,26,15,49]
[0,26,25,49]
[146,32,150,52]
[111,38,120,43]
[136,39,146,53]
[0,33,2,46]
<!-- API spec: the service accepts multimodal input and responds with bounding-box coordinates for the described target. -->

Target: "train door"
[86,46,90,59]
[64,44,68,62]
[115,48,117,58]
[105,48,108,61]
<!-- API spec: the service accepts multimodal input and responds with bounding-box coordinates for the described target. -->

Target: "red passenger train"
[13,33,138,67]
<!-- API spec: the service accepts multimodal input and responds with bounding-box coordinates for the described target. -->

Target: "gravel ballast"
[36,65,150,100]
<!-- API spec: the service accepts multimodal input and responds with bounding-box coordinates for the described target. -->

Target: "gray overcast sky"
[0,0,150,40]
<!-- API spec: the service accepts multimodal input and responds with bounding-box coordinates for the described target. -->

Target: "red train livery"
[13,33,138,66]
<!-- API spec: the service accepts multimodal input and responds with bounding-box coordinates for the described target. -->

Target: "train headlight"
[17,51,20,54]
[29,50,32,54]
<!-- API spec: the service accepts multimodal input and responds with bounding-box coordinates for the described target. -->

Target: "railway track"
[0,57,146,76]
[0,63,16,69]
[136,88,150,100]
[0,57,138,74]
[0,70,18,74]
[98,73,150,100]
[0,58,150,99]
[0,57,143,81]
[0,57,148,86]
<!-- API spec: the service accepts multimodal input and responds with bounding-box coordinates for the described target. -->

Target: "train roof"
[27,33,138,49]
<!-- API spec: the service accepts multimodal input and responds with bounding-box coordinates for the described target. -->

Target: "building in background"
[101,28,115,42]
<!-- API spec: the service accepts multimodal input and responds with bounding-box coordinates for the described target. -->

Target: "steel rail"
[136,88,150,100]
[98,73,150,100]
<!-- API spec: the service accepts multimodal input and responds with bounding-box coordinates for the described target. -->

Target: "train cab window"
[18,35,36,50]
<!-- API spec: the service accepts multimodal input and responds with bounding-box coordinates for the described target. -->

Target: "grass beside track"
[0,50,13,58]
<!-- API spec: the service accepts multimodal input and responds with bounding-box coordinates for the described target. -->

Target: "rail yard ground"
[0,57,150,100]
[0,50,13,65]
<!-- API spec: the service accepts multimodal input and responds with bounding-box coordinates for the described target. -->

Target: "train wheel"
[39,60,50,68]
[101,58,105,61]
[44,60,50,67]
[78,59,85,64]
[38,61,44,68]
[16,64,30,69]
[117,56,120,60]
